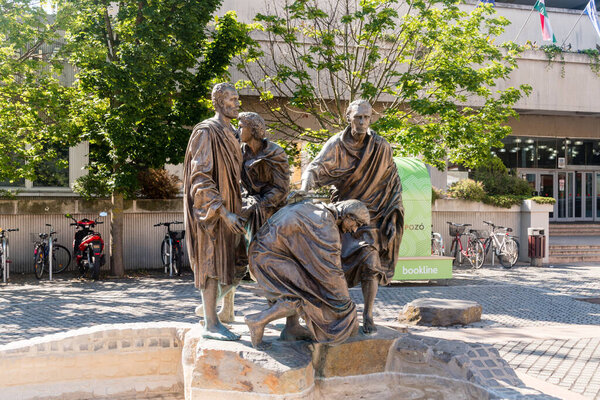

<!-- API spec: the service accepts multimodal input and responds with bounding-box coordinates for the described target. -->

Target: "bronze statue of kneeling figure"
[244,200,370,349]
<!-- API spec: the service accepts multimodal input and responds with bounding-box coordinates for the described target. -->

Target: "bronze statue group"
[184,83,404,349]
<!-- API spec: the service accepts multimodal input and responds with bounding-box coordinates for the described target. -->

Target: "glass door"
[540,174,554,218]
[557,172,567,220]
[584,172,593,220]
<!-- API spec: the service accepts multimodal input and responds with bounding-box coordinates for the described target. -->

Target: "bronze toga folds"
[183,117,245,289]
[249,202,358,344]
[241,139,290,238]
[304,127,404,285]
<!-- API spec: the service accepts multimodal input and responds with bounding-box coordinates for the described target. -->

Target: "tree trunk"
[110,192,125,277]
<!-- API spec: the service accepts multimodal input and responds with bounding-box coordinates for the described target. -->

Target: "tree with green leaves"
[0,0,77,188]
[61,0,253,276]
[237,0,531,169]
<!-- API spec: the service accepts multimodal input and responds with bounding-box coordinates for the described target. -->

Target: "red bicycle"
[447,221,484,269]
[65,212,107,280]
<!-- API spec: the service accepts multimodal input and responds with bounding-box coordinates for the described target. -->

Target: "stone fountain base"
[182,318,550,400]
[0,319,553,400]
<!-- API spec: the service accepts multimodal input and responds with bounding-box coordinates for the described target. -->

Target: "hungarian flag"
[534,0,557,42]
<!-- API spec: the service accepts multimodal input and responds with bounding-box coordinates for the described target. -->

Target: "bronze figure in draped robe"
[245,200,371,349]
[239,112,290,238]
[183,83,247,341]
[298,99,404,334]
[215,112,290,323]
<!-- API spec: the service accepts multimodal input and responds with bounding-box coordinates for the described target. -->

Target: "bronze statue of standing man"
[183,83,247,341]
[297,99,404,334]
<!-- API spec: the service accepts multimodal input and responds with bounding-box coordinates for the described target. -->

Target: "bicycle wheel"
[34,245,45,279]
[467,238,485,269]
[172,244,182,276]
[499,238,519,269]
[161,238,171,268]
[450,239,462,266]
[432,238,443,256]
[52,244,72,273]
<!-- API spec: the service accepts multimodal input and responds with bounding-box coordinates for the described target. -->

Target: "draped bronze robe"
[183,117,244,289]
[241,139,290,239]
[305,127,404,285]
[249,202,358,345]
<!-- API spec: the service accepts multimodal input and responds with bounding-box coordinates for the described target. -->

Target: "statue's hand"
[221,209,246,235]
[286,190,307,204]
[241,196,258,219]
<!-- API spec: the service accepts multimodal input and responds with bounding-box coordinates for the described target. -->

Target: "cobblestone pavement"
[1,263,599,398]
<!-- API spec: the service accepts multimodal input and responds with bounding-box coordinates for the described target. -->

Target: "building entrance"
[524,171,599,222]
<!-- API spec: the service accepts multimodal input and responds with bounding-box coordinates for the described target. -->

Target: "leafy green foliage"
[0,0,78,184]
[72,173,112,200]
[447,179,486,202]
[432,186,445,204]
[238,0,531,168]
[62,1,253,196]
[472,157,532,197]
[530,196,556,205]
[483,194,526,208]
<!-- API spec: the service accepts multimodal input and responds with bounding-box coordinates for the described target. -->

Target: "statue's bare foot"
[280,324,312,342]
[362,315,377,334]
[202,321,240,341]
[245,314,266,348]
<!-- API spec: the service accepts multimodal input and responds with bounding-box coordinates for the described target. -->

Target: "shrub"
[483,195,527,208]
[73,173,112,200]
[447,179,486,202]
[530,196,556,205]
[432,186,445,204]
[137,168,181,199]
[473,157,532,197]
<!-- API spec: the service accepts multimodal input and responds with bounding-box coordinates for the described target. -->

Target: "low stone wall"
[433,199,552,263]
[0,197,551,275]
[0,322,549,400]
[0,322,191,400]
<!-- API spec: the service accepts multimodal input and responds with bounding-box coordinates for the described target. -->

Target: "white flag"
[585,0,600,40]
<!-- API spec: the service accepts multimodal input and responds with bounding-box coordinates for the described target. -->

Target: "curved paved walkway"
[1,263,599,399]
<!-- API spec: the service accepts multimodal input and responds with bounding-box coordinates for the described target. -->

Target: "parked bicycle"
[33,224,71,279]
[431,229,444,256]
[66,212,107,280]
[154,221,185,276]
[447,221,484,268]
[1,227,18,283]
[478,221,519,269]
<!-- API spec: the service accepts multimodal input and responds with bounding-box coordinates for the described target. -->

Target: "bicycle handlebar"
[154,221,183,227]
[447,221,471,227]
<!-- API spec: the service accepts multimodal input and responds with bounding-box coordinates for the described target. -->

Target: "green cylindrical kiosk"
[393,157,452,281]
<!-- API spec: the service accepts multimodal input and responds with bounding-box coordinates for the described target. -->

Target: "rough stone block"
[182,322,314,399]
[399,298,482,326]
[311,325,401,378]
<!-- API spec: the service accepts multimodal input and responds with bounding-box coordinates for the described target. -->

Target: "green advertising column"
[393,157,452,281]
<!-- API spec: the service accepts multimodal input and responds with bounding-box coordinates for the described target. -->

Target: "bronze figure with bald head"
[183,82,248,341]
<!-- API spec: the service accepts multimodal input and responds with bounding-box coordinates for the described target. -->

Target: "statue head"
[239,112,266,143]
[212,83,239,120]
[336,199,370,233]
[346,99,372,142]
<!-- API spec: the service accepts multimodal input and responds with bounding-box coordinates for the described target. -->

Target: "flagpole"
[561,8,586,48]
[514,6,536,43]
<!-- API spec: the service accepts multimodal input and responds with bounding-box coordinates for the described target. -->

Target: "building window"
[497,136,600,169]
[32,146,69,187]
